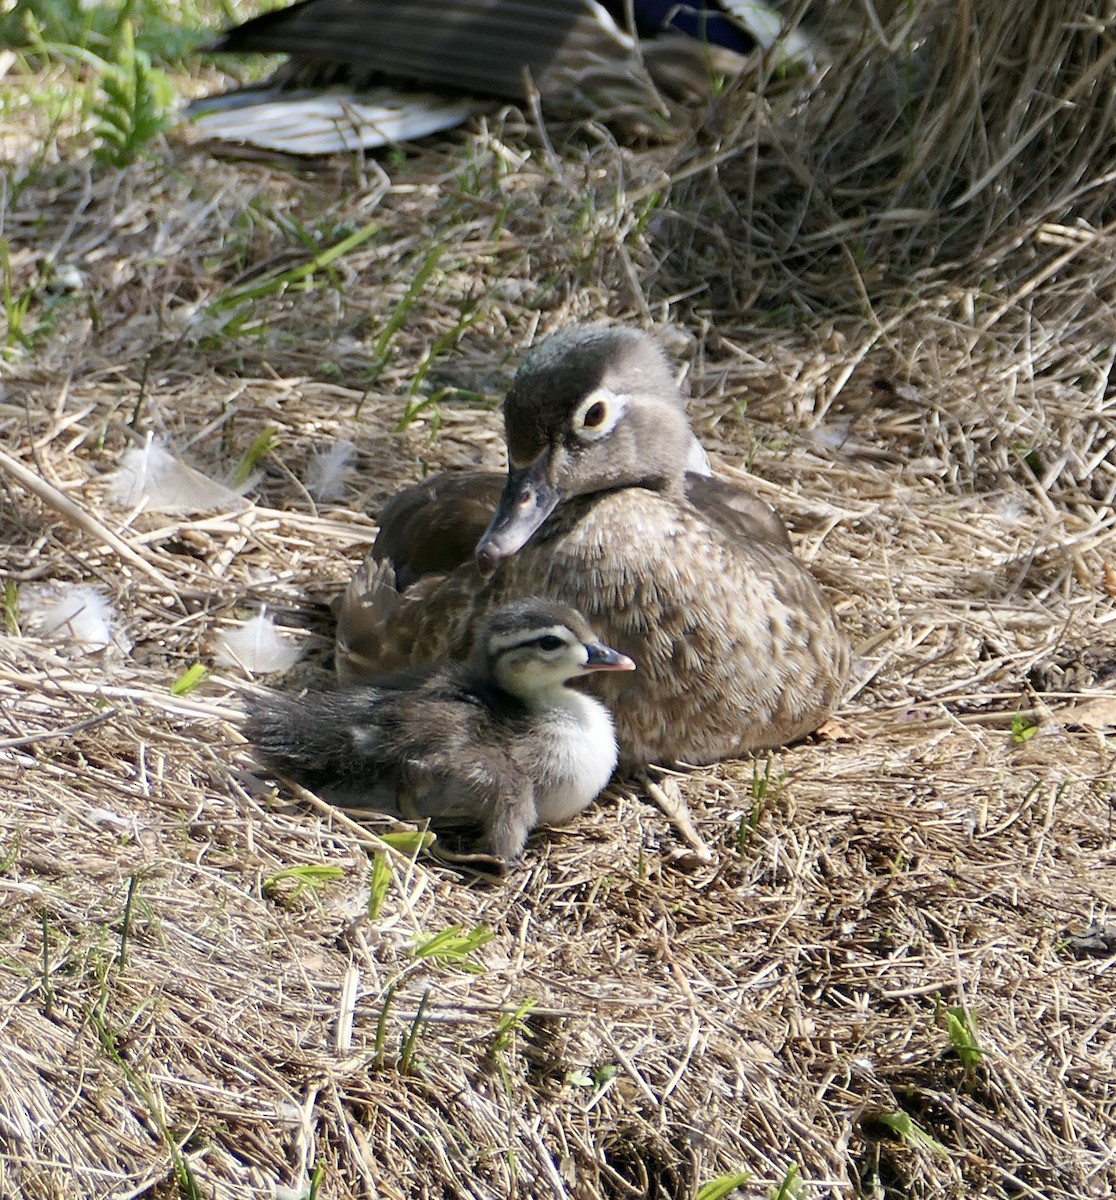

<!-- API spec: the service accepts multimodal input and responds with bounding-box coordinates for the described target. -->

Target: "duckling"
[336,322,850,769]
[247,598,635,862]
[189,0,823,154]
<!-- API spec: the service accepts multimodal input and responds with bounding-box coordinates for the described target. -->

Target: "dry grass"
[1,2,1115,1197]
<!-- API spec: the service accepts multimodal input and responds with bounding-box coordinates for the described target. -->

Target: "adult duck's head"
[476,324,703,575]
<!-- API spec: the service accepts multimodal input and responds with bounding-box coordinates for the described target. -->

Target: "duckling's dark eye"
[536,635,564,652]
[582,400,607,429]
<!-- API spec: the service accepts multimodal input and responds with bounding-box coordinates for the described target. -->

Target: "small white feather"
[19,583,132,653]
[215,613,303,675]
[108,434,253,514]
[305,440,357,502]
[685,434,712,477]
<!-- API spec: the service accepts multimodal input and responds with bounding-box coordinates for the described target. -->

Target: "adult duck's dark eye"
[582,400,607,428]
[537,635,563,652]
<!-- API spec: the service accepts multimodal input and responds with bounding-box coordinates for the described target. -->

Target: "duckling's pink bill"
[584,644,636,672]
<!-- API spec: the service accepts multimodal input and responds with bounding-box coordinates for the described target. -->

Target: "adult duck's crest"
[336,322,850,769]
[188,0,824,154]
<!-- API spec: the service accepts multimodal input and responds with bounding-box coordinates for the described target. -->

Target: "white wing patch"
[188,89,482,154]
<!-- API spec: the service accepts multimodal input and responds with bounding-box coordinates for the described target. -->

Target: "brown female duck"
[336,323,849,769]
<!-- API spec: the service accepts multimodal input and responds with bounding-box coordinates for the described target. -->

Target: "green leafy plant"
[170,664,209,696]
[206,222,380,333]
[90,1005,202,1199]
[398,988,430,1075]
[367,852,393,921]
[116,874,142,971]
[695,1171,751,1200]
[944,1002,983,1080]
[485,999,537,1093]
[366,245,445,383]
[1,239,37,361]
[262,864,345,905]
[874,1110,949,1159]
[233,428,278,487]
[411,923,493,973]
[377,830,436,856]
[92,20,173,166]
[769,1162,805,1199]
[2,582,19,635]
[4,0,206,64]
[738,754,786,846]
[395,301,485,433]
[1010,713,1039,743]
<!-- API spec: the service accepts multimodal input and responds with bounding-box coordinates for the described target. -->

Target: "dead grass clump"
[664,0,1116,309]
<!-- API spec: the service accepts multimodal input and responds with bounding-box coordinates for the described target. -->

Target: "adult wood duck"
[189,0,823,154]
[248,598,634,861]
[335,322,850,770]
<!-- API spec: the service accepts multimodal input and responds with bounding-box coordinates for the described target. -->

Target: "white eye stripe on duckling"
[572,388,628,440]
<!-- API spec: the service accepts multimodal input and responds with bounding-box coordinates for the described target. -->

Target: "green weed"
[1,239,38,361]
[170,664,209,696]
[2,582,19,635]
[398,988,430,1075]
[695,1171,751,1200]
[394,302,484,433]
[874,1110,949,1158]
[365,244,445,384]
[232,427,278,487]
[738,754,786,846]
[769,1162,805,1199]
[206,221,380,333]
[943,1002,983,1081]
[92,20,173,166]
[376,829,436,856]
[262,864,345,906]
[90,1006,202,1199]
[411,922,493,973]
[367,851,392,921]
[485,999,536,1093]
[1010,713,1039,743]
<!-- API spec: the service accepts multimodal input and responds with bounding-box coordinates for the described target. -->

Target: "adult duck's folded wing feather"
[188,0,825,153]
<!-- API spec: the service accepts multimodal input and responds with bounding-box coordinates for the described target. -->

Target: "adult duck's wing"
[209,0,637,100]
[372,471,504,588]
[334,472,502,682]
[189,0,829,153]
[683,472,792,550]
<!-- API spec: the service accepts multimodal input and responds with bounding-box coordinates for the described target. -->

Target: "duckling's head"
[476,598,635,703]
[477,324,698,574]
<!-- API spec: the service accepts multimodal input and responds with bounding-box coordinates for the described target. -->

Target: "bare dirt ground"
[1,3,1114,1198]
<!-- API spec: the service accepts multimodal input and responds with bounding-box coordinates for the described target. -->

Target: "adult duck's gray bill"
[475,456,559,576]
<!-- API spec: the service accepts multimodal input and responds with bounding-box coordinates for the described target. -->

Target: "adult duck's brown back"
[337,323,849,768]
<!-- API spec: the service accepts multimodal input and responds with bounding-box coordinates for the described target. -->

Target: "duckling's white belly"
[526,693,618,826]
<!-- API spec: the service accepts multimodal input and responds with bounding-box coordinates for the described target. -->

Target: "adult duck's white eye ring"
[573,388,626,439]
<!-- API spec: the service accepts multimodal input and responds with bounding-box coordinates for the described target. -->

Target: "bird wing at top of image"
[185,0,827,155]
